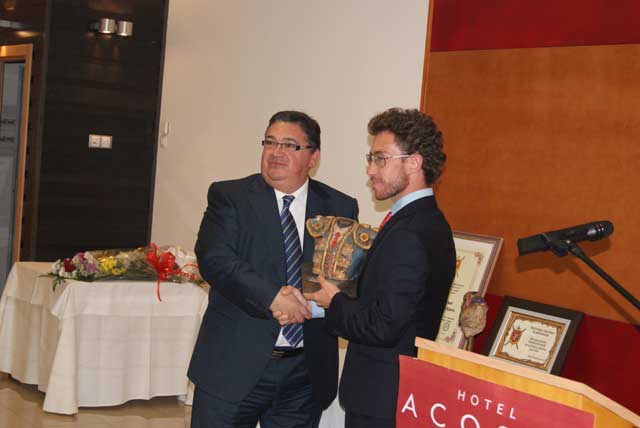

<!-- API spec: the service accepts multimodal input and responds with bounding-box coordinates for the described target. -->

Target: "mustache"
[268,155,288,164]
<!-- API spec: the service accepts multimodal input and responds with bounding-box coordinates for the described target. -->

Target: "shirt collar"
[273,179,309,204]
[390,188,433,215]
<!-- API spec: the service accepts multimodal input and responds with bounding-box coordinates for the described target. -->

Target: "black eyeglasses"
[365,153,411,167]
[261,140,313,152]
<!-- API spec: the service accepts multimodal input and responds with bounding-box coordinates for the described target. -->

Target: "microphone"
[517,221,613,255]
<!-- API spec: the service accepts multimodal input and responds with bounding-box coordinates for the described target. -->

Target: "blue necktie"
[281,195,304,347]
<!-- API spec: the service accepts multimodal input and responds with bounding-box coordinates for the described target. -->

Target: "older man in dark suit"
[306,108,456,428]
[189,111,358,428]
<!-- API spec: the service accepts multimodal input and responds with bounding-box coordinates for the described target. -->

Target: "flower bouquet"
[48,244,204,300]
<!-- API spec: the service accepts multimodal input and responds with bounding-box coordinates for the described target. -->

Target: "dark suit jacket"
[188,173,358,409]
[325,195,455,418]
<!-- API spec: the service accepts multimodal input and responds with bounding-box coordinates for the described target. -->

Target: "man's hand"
[270,286,311,325]
[304,275,340,309]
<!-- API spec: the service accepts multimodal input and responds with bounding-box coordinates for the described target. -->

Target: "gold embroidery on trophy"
[304,215,378,298]
[316,217,357,279]
[331,220,356,280]
[318,217,335,275]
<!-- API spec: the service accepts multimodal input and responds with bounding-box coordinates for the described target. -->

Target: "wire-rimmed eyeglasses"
[262,139,313,152]
[366,153,412,167]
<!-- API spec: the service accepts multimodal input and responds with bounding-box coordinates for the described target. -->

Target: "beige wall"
[152,0,429,249]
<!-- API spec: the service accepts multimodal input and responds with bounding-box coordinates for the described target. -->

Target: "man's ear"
[308,149,320,169]
[406,153,423,175]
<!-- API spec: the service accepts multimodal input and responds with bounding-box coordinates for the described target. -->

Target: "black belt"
[271,347,304,359]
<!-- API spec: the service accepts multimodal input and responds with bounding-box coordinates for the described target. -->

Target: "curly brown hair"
[368,108,446,185]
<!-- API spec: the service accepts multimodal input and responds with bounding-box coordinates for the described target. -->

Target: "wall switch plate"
[100,135,112,149]
[88,134,101,148]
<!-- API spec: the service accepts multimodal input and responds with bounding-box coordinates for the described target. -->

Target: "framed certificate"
[435,231,503,349]
[482,296,583,374]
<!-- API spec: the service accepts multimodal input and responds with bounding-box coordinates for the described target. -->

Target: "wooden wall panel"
[34,0,167,261]
[2,0,167,262]
[425,44,640,323]
[430,0,640,51]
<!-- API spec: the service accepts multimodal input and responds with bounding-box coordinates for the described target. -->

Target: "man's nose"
[271,143,285,153]
[366,162,377,176]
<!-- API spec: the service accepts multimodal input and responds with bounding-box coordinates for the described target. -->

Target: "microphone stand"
[542,234,640,311]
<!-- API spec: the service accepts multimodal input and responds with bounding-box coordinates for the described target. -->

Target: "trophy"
[302,215,378,298]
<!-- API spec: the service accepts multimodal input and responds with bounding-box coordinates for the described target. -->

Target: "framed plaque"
[435,231,503,349]
[482,296,583,374]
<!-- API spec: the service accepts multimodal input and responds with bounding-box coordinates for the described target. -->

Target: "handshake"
[269,276,340,325]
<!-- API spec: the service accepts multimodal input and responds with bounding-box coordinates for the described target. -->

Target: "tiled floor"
[0,374,191,428]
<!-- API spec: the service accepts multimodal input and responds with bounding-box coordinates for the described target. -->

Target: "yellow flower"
[111,267,126,276]
[99,256,117,274]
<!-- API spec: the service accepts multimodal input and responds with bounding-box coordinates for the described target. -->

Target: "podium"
[400,338,640,428]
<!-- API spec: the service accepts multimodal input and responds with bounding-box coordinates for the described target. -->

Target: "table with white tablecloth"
[0,261,348,425]
[0,262,209,414]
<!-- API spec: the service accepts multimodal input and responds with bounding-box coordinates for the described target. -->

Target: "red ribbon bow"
[146,243,180,301]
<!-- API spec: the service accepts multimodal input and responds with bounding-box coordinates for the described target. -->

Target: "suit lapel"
[357,196,437,286]
[248,176,286,281]
[355,211,404,288]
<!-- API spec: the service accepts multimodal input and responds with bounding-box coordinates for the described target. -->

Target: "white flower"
[167,246,197,268]
[84,252,98,265]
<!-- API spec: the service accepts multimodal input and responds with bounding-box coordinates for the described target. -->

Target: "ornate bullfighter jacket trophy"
[302,215,378,298]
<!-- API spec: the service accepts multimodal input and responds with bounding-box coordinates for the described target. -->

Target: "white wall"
[152,0,429,249]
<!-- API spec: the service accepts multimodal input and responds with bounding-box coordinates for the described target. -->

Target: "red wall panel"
[432,0,640,51]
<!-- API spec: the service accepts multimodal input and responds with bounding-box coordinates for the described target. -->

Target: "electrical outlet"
[100,135,112,149]
[88,134,101,148]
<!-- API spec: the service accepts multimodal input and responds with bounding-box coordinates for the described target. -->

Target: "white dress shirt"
[273,180,323,347]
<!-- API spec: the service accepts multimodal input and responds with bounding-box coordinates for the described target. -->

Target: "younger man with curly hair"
[306,108,456,428]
